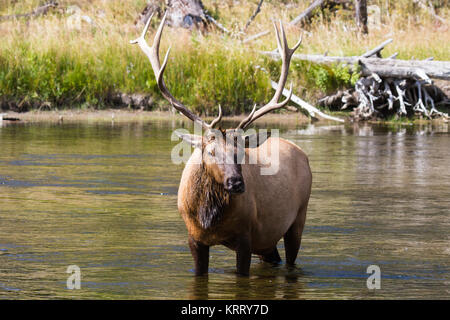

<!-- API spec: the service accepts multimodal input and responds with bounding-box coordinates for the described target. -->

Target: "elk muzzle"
[225,176,245,194]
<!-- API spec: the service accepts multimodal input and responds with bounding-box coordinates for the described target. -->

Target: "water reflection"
[187,265,308,300]
[0,120,448,299]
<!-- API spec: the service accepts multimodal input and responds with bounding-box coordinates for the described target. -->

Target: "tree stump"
[355,0,368,34]
[136,0,208,31]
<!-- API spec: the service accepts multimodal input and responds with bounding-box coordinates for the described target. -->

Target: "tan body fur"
[178,137,312,257]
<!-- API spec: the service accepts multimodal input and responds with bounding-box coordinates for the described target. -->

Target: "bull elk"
[131,13,312,276]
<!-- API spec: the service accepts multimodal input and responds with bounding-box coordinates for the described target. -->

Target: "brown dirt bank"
[0,109,313,126]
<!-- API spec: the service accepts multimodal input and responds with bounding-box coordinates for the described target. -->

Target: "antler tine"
[237,21,301,130]
[130,12,222,130]
[206,104,223,129]
[236,104,257,130]
[130,12,154,45]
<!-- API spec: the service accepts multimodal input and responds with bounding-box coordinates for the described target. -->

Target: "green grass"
[0,0,448,114]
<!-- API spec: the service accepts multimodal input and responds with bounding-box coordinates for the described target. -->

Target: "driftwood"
[0,1,58,21]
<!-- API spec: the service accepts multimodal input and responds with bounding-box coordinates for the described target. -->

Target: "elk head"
[130,12,301,194]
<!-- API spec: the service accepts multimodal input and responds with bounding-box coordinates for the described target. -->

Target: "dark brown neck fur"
[188,164,230,229]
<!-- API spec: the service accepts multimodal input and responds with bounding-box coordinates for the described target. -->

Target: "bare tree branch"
[243,0,264,32]
[289,0,326,26]
[242,30,270,44]
[204,12,231,34]
[362,39,393,58]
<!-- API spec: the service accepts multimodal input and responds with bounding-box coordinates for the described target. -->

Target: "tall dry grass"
[0,0,448,114]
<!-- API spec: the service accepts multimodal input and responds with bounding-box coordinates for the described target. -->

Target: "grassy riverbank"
[0,0,449,116]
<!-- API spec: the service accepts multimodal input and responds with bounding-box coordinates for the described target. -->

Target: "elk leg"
[284,225,300,266]
[188,235,210,276]
[284,207,307,265]
[235,235,252,276]
[259,247,282,264]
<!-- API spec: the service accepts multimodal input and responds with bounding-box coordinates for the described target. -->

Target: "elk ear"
[244,131,271,148]
[176,132,203,149]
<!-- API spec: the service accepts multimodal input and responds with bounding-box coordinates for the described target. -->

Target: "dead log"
[262,38,449,120]
[317,75,449,121]
[262,51,450,81]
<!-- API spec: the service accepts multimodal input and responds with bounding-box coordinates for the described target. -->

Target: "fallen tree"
[262,51,450,81]
[263,40,449,121]
[318,75,449,121]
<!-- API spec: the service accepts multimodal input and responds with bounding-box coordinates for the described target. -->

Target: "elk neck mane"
[186,163,230,230]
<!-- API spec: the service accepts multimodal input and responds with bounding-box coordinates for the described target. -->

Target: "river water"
[0,119,448,299]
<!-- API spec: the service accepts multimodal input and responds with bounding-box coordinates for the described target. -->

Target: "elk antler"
[130,12,222,130]
[237,21,302,130]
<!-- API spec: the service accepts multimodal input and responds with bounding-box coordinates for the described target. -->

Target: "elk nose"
[225,177,245,194]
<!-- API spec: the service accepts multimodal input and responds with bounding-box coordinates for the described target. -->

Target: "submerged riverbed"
[0,119,448,299]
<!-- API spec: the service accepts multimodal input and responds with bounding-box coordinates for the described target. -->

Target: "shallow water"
[0,119,448,299]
